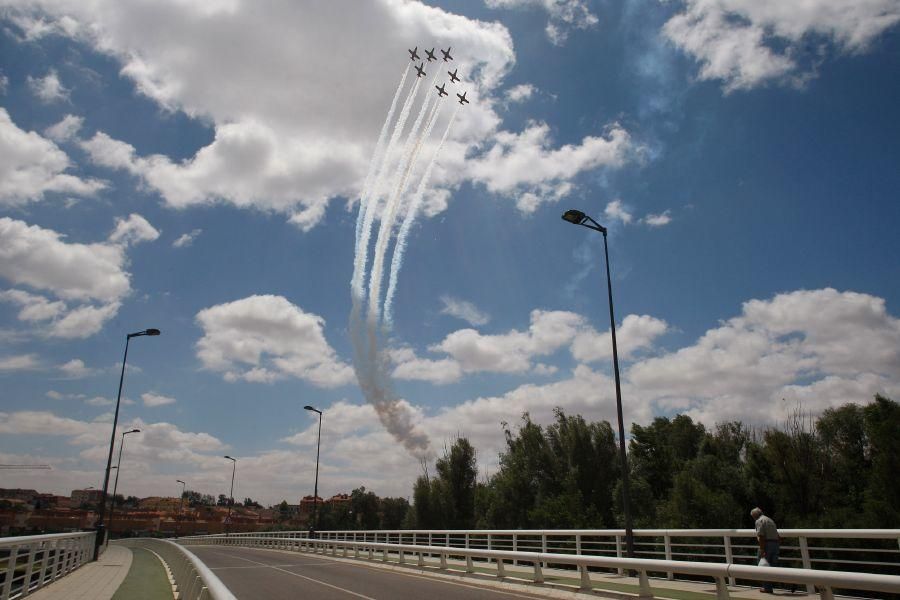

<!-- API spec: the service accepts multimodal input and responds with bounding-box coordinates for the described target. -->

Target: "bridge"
[2,528,899,599]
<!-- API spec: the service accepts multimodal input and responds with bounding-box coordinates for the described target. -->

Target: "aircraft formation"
[407,45,469,105]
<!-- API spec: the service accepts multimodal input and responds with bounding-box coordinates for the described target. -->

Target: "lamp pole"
[224,456,236,535]
[303,405,322,537]
[561,209,635,558]
[176,479,186,537]
[107,428,140,541]
[94,328,160,560]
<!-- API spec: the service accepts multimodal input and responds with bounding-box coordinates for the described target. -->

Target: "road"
[188,545,555,600]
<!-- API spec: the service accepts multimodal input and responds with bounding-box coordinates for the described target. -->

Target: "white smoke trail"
[355,63,410,248]
[352,74,423,301]
[384,104,458,326]
[365,86,439,323]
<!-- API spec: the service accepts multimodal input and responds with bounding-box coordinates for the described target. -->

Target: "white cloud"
[642,210,672,227]
[0,73,8,94]
[10,2,638,228]
[108,213,160,246]
[439,295,490,326]
[0,218,139,338]
[628,288,900,424]
[468,123,636,213]
[141,392,176,407]
[485,0,599,45]
[43,114,84,142]
[604,199,633,224]
[0,354,40,372]
[172,228,202,248]
[663,0,900,92]
[59,358,94,378]
[26,69,68,103]
[571,314,669,363]
[504,83,535,104]
[195,295,354,388]
[85,396,113,407]
[0,108,104,205]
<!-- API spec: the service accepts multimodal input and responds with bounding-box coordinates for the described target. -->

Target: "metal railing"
[179,533,900,600]
[117,538,236,600]
[0,532,94,600]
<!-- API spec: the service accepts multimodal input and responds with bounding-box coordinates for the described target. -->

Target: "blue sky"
[1,0,899,505]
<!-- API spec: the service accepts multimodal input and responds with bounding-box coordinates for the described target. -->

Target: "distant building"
[327,493,350,507]
[70,489,103,506]
[0,488,39,503]
[299,495,323,514]
[138,496,183,512]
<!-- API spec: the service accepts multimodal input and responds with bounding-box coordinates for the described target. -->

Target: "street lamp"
[303,405,323,537]
[176,479,186,537]
[107,428,140,541]
[95,328,160,560]
[561,209,635,558]
[224,456,236,535]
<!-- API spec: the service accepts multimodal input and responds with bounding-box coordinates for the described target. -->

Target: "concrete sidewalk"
[27,544,133,600]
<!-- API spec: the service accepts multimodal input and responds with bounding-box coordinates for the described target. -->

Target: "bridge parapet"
[117,538,236,600]
[0,531,93,600]
[177,529,900,600]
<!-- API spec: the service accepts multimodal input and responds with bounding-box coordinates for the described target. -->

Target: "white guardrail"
[0,531,94,600]
[117,538,236,600]
[178,529,900,599]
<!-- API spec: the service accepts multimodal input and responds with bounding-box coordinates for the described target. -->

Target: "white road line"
[210,562,333,570]
[203,549,377,599]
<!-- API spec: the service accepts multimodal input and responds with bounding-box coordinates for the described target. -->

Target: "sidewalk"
[27,544,133,600]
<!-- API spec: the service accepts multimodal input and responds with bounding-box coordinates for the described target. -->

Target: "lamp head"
[176,479,185,484]
[128,328,161,338]
[125,428,140,434]
[561,209,587,225]
[224,455,235,461]
[303,405,322,414]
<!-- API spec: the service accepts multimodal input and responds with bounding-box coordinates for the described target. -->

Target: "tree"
[379,497,410,529]
[350,487,379,529]
[217,494,228,507]
[434,437,478,528]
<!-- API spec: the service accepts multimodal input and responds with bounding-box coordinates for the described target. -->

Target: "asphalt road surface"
[189,546,555,600]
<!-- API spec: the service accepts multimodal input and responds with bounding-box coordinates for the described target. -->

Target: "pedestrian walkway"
[27,544,132,600]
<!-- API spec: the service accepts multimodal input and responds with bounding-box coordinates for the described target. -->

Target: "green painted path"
[111,546,172,600]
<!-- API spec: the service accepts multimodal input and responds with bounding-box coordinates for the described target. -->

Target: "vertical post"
[799,537,815,594]
[724,535,735,586]
[664,534,673,580]
[616,535,624,575]
[312,410,322,534]
[2,545,18,598]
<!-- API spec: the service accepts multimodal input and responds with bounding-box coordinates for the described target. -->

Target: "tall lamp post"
[224,456,237,535]
[303,405,323,537]
[176,479,186,537]
[561,209,635,558]
[94,328,160,560]
[107,428,140,541]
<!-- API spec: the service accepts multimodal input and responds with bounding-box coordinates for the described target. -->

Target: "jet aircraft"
[456,91,469,105]
[408,47,419,61]
[448,68,460,83]
[415,63,426,78]
[425,48,437,62]
[435,83,448,97]
[441,47,453,61]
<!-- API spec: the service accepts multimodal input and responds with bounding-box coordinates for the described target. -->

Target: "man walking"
[752,507,779,593]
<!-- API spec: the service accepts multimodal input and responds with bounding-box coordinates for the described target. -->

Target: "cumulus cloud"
[571,314,669,363]
[0,354,40,372]
[59,358,94,378]
[172,228,202,248]
[0,217,138,338]
[642,210,672,227]
[141,392,176,407]
[439,295,490,326]
[629,288,900,424]
[43,114,84,142]
[504,83,535,104]
[485,0,599,45]
[7,1,637,228]
[468,123,636,213]
[0,108,104,205]
[108,213,160,246]
[604,199,633,224]
[26,69,68,102]
[663,0,900,92]
[195,295,354,388]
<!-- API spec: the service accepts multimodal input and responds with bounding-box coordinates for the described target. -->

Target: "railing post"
[418,552,424,567]
[799,537,815,594]
[497,557,505,579]
[616,535,624,575]
[513,533,518,566]
[819,586,835,600]
[541,533,547,568]
[533,560,544,584]
[21,544,37,598]
[715,577,730,600]
[638,570,654,599]
[724,535,735,586]
[664,534,673,580]
[466,555,474,573]
[440,552,448,570]
[3,545,19,598]
[37,542,50,590]
[576,533,582,556]
[580,565,592,591]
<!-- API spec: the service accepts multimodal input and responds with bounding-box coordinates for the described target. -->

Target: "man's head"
[751,507,763,519]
